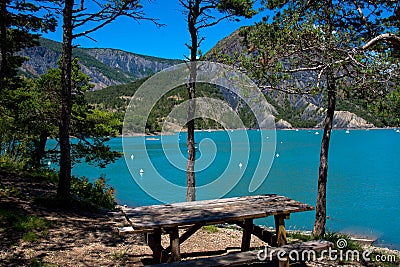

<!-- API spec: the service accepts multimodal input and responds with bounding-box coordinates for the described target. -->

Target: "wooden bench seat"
[146,240,333,267]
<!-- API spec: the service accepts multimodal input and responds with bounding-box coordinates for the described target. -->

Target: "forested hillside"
[85,78,257,133]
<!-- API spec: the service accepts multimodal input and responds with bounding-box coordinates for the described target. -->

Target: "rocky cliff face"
[19,38,182,90]
[84,48,178,79]
[206,28,376,129]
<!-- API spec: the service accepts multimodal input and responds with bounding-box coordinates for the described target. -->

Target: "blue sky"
[42,1,265,60]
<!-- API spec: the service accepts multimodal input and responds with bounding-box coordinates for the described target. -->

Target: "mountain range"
[19,38,182,90]
[19,35,380,129]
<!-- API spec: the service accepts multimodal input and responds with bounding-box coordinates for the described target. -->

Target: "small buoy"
[280,141,283,144]
[239,162,243,168]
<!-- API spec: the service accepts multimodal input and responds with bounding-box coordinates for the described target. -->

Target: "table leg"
[147,228,167,263]
[168,227,181,262]
[274,215,288,246]
[274,215,289,267]
[241,218,253,251]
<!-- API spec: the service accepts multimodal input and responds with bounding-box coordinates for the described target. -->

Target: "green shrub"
[71,176,116,210]
[27,168,58,184]
[0,154,27,171]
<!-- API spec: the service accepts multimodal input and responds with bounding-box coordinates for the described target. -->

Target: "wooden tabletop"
[122,194,314,231]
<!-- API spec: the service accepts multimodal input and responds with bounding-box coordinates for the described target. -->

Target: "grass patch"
[30,258,57,267]
[203,225,219,233]
[323,231,363,251]
[287,231,312,242]
[111,250,128,261]
[0,184,21,197]
[0,208,50,243]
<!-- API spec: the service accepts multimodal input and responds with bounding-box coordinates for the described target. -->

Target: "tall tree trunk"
[313,72,336,237]
[186,1,198,202]
[186,68,196,202]
[0,0,7,92]
[32,131,49,169]
[57,0,74,199]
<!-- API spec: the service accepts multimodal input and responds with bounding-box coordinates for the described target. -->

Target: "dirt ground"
[0,169,398,266]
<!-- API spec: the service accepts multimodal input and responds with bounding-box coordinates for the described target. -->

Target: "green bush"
[27,168,59,184]
[0,154,27,171]
[71,176,116,210]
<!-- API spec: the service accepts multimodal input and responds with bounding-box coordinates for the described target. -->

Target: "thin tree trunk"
[57,0,74,199]
[33,131,49,169]
[186,67,196,201]
[0,0,7,92]
[313,73,336,237]
[186,84,196,201]
[185,1,199,202]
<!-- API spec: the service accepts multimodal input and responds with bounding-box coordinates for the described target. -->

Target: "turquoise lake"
[71,129,400,249]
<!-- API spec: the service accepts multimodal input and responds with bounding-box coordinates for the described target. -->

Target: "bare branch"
[363,33,400,50]
[259,85,311,95]
[197,14,233,29]
[283,64,325,73]
[352,0,375,35]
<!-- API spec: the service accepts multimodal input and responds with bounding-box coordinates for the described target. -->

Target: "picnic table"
[121,194,314,264]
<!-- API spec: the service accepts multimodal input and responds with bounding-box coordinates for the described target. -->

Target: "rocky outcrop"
[276,119,293,129]
[19,46,59,76]
[304,103,374,128]
[84,48,181,79]
[317,110,374,128]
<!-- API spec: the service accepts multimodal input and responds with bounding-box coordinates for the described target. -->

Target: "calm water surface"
[72,129,400,249]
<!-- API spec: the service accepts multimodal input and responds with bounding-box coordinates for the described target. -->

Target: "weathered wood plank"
[117,226,135,235]
[121,194,314,230]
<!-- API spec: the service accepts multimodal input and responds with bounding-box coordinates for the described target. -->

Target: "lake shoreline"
[119,127,400,137]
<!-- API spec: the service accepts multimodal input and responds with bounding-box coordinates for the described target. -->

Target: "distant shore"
[120,127,400,137]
